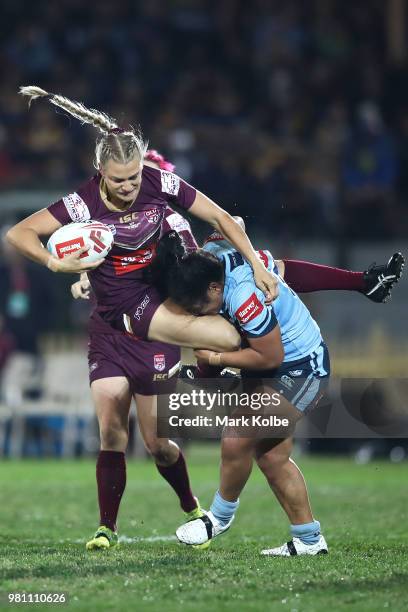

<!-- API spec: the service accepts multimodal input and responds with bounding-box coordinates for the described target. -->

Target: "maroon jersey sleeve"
[157,169,196,210]
[162,207,198,253]
[47,179,95,225]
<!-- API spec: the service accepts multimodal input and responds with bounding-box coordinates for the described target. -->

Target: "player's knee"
[256,451,288,479]
[222,437,253,462]
[223,327,241,352]
[144,437,173,464]
[100,423,128,450]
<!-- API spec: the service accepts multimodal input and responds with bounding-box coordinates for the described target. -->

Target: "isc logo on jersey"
[235,293,264,324]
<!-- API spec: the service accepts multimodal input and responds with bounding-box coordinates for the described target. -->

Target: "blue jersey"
[203,236,323,363]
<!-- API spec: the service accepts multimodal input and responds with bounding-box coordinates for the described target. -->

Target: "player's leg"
[135,393,202,517]
[255,436,327,556]
[87,376,132,550]
[147,299,241,351]
[175,435,256,546]
[279,252,404,302]
[255,437,312,524]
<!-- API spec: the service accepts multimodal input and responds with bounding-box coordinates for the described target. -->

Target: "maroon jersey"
[86,205,199,336]
[161,206,198,253]
[48,165,196,327]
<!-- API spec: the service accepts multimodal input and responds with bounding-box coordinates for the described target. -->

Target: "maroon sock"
[283,259,364,293]
[156,451,197,512]
[96,450,126,532]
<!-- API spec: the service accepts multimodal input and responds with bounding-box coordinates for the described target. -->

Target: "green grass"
[0,445,407,611]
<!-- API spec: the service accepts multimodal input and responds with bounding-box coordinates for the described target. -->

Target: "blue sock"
[291,520,321,545]
[210,490,239,526]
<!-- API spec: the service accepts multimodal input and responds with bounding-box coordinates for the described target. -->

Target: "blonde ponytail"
[19,85,148,167]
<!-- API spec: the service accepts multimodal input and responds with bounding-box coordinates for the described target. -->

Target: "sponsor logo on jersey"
[235,292,264,324]
[165,212,191,233]
[62,192,91,222]
[154,354,166,371]
[280,375,294,389]
[119,211,138,224]
[112,245,156,275]
[56,236,87,259]
[89,362,99,373]
[133,295,151,321]
[145,208,160,224]
[160,170,180,196]
[289,370,303,377]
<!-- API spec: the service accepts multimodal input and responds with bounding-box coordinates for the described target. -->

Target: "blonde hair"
[19,85,148,169]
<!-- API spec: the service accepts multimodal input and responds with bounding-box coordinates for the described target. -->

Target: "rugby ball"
[47,221,114,264]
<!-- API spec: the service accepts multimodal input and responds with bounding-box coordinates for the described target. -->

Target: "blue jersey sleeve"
[229,282,278,338]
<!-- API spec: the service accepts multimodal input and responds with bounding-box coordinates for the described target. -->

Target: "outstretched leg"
[148,299,241,351]
[280,252,404,303]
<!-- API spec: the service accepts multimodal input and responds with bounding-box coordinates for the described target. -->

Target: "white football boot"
[261,535,328,556]
[176,510,234,545]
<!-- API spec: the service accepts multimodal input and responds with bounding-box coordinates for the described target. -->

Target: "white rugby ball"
[47,221,114,264]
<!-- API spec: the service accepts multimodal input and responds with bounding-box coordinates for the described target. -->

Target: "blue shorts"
[242,341,330,413]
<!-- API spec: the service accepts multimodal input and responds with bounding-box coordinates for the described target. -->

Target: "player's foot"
[85,526,118,551]
[184,498,211,550]
[184,497,205,521]
[176,510,234,546]
[261,535,328,556]
[363,252,405,303]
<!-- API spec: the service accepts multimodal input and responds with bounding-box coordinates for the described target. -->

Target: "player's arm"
[6,209,102,273]
[188,191,278,303]
[196,325,284,370]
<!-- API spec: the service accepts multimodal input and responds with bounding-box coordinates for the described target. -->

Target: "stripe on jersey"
[296,377,321,412]
[245,308,278,338]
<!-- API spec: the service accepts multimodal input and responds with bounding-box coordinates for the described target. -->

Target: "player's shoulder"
[58,174,100,222]
[227,280,267,328]
[163,207,192,233]
[142,164,181,197]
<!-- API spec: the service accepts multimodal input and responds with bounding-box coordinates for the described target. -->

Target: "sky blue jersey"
[203,235,323,362]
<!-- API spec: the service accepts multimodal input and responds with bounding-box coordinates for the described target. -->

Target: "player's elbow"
[213,209,234,233]
[5,226,18,248]
[259,347,284,370]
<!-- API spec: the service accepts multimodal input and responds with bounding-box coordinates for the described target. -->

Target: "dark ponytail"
[149,230,224,312]
[148,230,186,299]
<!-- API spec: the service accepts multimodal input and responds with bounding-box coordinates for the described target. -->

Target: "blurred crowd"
[1,0,408,241]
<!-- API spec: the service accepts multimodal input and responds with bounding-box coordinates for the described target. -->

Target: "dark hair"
[149,231,224,312]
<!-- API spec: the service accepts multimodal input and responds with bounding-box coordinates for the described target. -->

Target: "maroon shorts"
[88,332,181,396]
[97,284,163,340]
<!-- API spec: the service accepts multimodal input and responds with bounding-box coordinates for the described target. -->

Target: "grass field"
[1,445,407,612]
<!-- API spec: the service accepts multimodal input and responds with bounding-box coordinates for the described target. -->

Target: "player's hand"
[253,262,279,304]
[47,246,105,274]
[71,276,91,300]
[194,349,214,364]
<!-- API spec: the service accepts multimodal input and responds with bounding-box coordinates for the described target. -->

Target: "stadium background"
[0,0,406,458]
[0,2,407,611]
